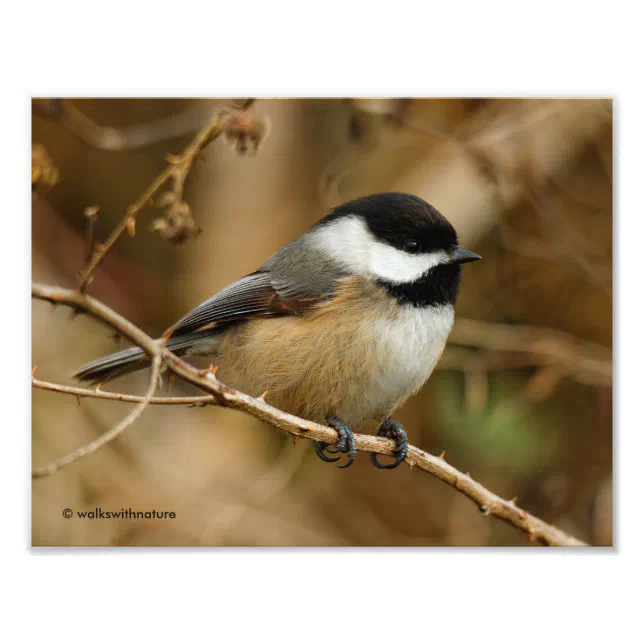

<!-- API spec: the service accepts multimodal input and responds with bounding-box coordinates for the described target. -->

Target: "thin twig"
[33,282,160,352]
[31,282,587,546]
[32,355,162,479]
[450,318,612,387]
[78,161,179,291]
[83,205,100,264]
[32,378,213,406]
[76,108,237,291]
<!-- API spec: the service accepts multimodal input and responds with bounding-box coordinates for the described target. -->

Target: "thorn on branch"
[69,306,83,321]
[199,364,218,378]
[163,152,184,165]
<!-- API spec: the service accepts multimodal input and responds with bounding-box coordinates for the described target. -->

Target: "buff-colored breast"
[208,277,454,428]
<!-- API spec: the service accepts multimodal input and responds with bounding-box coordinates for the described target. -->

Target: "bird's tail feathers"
[72,332,213,384]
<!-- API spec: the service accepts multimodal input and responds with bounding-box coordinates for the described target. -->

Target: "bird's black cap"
[317,192,458,254]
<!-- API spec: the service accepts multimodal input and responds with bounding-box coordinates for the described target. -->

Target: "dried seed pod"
[151,199,202,244]
[223,111,270,155]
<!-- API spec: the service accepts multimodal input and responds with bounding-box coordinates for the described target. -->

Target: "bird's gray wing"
[166,270,324,339]
[166,235,348,339]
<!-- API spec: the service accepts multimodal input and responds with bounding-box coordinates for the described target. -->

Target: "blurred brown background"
[31,98,612,546]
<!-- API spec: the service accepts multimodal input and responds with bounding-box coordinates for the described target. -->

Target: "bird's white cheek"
[367,245,448,284]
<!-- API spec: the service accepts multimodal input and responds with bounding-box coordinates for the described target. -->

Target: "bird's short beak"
[447,247,482,265]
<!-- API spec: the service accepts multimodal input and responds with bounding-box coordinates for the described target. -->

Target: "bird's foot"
[314,414,356,469]
[371,418,408,470]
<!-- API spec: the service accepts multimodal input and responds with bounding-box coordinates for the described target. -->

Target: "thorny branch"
[77,100,260,290]
[32,378,213,406]
[32,355,162,480]
[32,282,587,546]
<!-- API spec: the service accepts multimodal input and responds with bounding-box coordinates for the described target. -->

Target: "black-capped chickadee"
[75,193,481,469]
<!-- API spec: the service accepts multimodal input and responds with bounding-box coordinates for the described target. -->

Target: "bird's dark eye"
[403,240,420,254]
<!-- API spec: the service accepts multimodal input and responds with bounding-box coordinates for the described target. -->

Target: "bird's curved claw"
[371,418,408,470]
[314,441,341,463]
[314,414,356,468]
